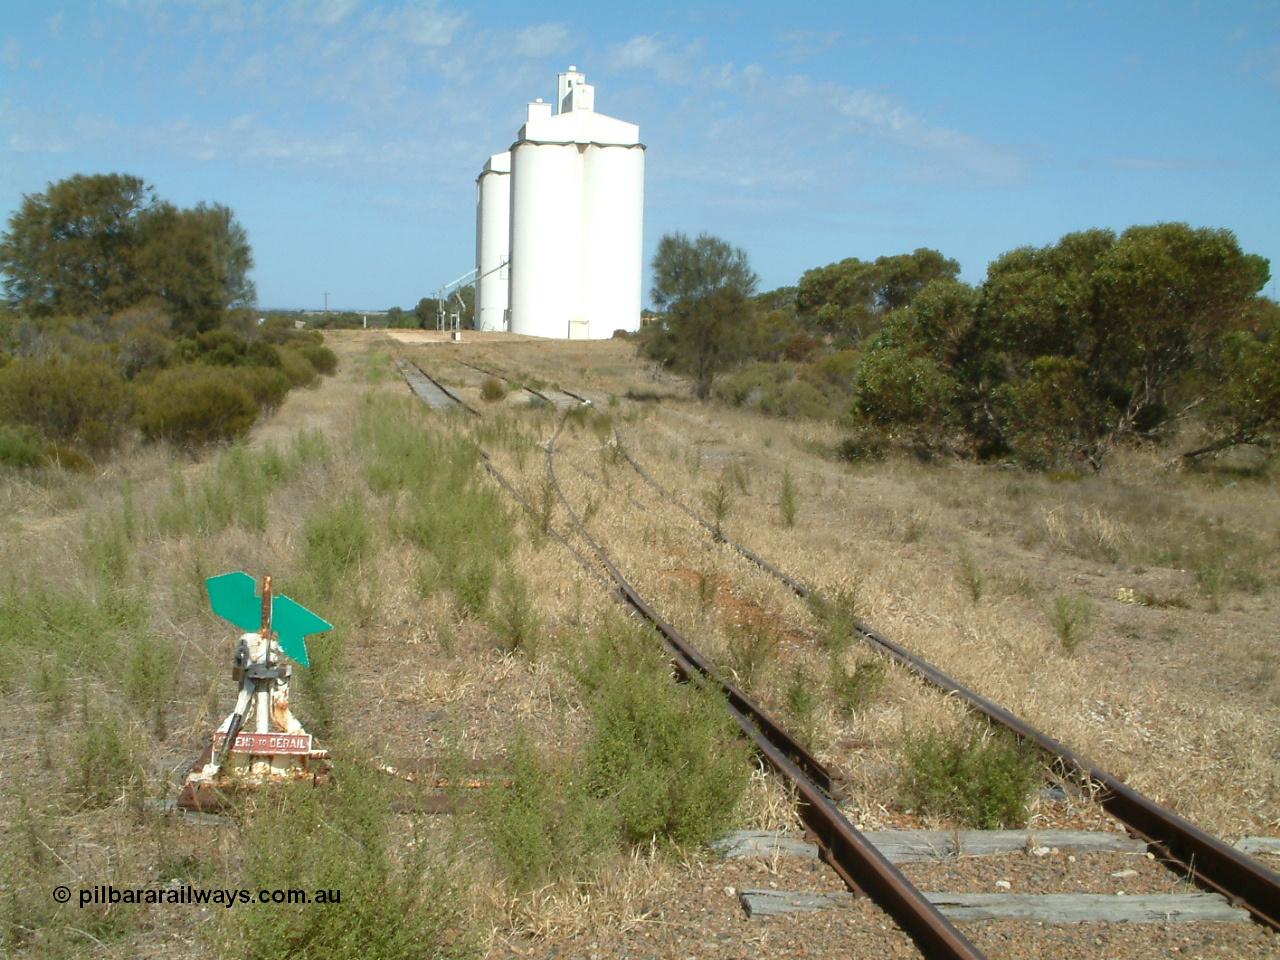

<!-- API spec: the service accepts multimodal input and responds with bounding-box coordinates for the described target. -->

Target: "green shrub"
[479,376,506,402]
[785,664,819,744]
[712,362,794,407]
[73,708,144,809]
[900,725,1039,829]
[453,557,494,619]
[289,342,339,376]
[479,734,615,892]
[1047,593,1093,651]
[0,425,43,467]
[579,625,750,849]
[236,366,292,412]
[301,496,373,600]
[275,344,320,387]
[830,658,884,718]
[956,547,985,602]
[779,469,799,527]
[0,356,132,453]
[221,762,469,960]
[491,570,539,653]
[759,379,832,419]
[136,364,259,446]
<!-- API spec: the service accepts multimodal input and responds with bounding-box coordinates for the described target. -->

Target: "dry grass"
[4,331,1278,958]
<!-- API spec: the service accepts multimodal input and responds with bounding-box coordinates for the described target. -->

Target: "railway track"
[605,427,1280,933]
[393,348,1280,957]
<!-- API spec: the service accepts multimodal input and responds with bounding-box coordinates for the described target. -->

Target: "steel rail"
[614,428,1280,933]
[450,357,582,408]
[548,419,988,960]
[392,353,619,602]
[404,358,482,416]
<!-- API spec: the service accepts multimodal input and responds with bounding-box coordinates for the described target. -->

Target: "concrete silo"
[474,151,511,332]
[481,68,644,339]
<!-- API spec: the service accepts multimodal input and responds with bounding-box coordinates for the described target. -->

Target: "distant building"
[475,67,645,339]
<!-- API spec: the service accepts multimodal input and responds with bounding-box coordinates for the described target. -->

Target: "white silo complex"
[474,67,645,339]
[474,151,511,333]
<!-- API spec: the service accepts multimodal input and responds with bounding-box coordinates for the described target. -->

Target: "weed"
[293,626,346,740]
[301,495,373,600]
[785,664,819,744]
[956,547,985,602]
[900,724,1040,829]
[1048,593,1093,651]
[125,634,177,739]
[779,469,799,527]
[810,586,862,654]
[73,705,143,809]
[492,570,539,654]
[479,376,506,402]
[479,733,614,892]
[725,459,750,493]
[454,557,494,619]
[217,761,470,960]
[702,473,735,541]
[724,618,777,690]
[694,569,718,615]
[830,658,885,718]
[581,626,750,848]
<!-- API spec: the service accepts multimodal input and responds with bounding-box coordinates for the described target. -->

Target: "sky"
[1,1,1278,311]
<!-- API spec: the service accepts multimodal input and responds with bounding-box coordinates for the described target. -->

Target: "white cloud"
[1,39,20,70]
[776,29,840,61]
[1093,156,1230,172]
[608,34,705,84]
[510,23,571,59]
[47,13,66,39]
[1241,43,1280,85]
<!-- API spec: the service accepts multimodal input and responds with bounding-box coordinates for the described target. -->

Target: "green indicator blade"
[206,571,262,633]
[205,572,332,668]
[272,594,332,668]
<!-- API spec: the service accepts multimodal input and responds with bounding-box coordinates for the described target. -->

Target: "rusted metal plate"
[212,732,313,755]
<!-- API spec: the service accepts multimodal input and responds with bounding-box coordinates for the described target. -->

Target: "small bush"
[289,342,338,375]
[136,364,259,446]
[831,658,884,718]
[73,708,144,809]
[900,725,1039,829]
[221,762,469,960]
[479,376,506,402]
[1048,593,1093,651]
[779,469,799,527]
[724,619,776,690]
[301,496,373,600]
[479,734,614,892]
[0,356,132,453]
[583,632,750,848]
[491,570,539,653]
[701,473,735,541]
[275,344,320,387]
[453,557,494,619]
[956,547,985,602]
[236,366,292,412]
[0,425,44,468]
[785,665,819,744]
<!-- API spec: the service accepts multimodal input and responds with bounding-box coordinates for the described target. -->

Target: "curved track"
[610,426,1280,934]
[395,348,1280,953]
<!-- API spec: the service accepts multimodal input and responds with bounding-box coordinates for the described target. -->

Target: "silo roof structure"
[481,68,644,340]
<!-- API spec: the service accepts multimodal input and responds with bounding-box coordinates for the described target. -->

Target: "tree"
[650,232,757,310]
[643,233,757,399]
[796,248,960,343]
[0,173,152,316]
[974,224,1268,467]
[0,173,255,332]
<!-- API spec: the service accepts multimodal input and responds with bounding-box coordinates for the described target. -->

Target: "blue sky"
[2,1,1278,310]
